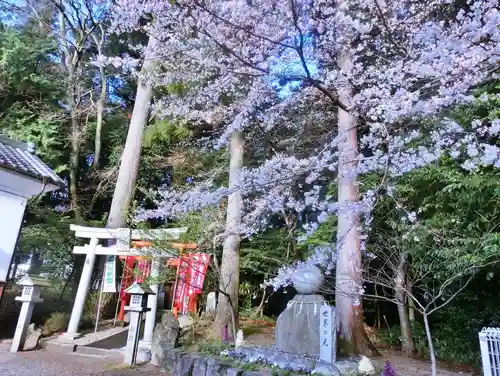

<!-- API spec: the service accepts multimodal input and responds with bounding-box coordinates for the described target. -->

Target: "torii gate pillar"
[63,237,98,340]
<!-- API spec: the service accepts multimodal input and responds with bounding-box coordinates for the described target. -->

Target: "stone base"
[136,346,152,363]
[60,332,81,342]
[275,294,336,361]
[153,346,366,376]
[138,340,152,350]
[231,346,360,375]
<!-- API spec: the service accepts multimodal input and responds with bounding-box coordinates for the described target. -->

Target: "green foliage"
[43,312,70,336]
[143,119,192,146]
[238,362,260,371]
[270,367,310,376]
[240,228,295,280]
[0,25,60,97]
[0,25,67,171]
[364,82,500,367]
[377,326,400,348]
[1,107,66,169]
[299,215,336,248]
[196,339,232,356]
[409,321,428,356]
[82,292,114,328]
[18,211,74,278]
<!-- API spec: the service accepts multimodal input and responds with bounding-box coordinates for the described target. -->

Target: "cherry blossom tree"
[113,0,499,353]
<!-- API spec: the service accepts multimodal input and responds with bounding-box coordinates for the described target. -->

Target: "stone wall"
[156,348,264,376]
[154,346,373,376]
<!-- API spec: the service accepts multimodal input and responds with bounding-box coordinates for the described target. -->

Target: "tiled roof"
[0,136,65,187]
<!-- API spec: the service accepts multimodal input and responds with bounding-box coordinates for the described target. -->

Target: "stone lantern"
[11,275,50,353]
[123,282,155,365]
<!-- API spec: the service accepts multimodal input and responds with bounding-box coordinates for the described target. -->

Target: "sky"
[269,35,319,98]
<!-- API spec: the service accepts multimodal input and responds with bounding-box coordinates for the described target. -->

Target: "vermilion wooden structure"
[116,242,204,321]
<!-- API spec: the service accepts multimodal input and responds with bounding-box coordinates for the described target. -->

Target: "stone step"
[67,351,110,359]
[74,344,122,359]
[40,338,123,359]
[40,339,77,352]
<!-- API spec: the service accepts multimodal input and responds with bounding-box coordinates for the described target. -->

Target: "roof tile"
[0,136,65,187]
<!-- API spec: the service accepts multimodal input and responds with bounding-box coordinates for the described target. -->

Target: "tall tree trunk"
[69,110,81,220]
[10,255,20,280]
[214,131,244,341]
[256,280,267,317]
[106,36,158,229]
[92,65,106,169]
[335,48,370,355]
[58,11,82,221]
[396,292,414,354]
[60,265,74,300]
[29,252,43,274]
[283,212,297,261]
[423,313,437,376]
[395,253,415,354]
[408,278,416,322]
[92,27,106,170]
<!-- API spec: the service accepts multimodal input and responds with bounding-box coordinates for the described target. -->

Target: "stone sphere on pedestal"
[290,264,324,294]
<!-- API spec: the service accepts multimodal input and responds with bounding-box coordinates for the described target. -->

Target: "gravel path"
[0,342,167,376]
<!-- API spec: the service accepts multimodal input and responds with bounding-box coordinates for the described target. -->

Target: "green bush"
[407,321,427,357]
[82,292,114,328]
[377,326,401,348]
[377,316,481,365]
[196,339,233,356]
[376,321,428,357]
[43,312,69,336]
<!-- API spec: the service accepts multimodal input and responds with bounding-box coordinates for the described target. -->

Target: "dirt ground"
[0,341,166,376]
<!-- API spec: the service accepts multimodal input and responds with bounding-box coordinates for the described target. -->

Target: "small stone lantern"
[123,282,155,365]
[11,275,50,353]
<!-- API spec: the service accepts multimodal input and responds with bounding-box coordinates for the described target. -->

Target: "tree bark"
[29,252,43,274]
[395,251,414,354]
[92,27,106,169]
[214,131,244,341]
[423,313,437,376]
[58,11,82,221]
[10,255,20,280]
[69,109,81,220]
[396,292,415,354]
[335,48,370,355]
[283,212,297,261]
[106,36,158,229]
[408,278,416,322]
[92,63,106,169]
[395,268,414,354]
[256,281,267,317]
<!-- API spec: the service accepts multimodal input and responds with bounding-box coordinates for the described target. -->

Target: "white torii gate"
[62,224,187,350]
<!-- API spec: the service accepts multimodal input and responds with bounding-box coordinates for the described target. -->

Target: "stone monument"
[228,265,370,375]
[151,310,180,366]
[275,264,336,362]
